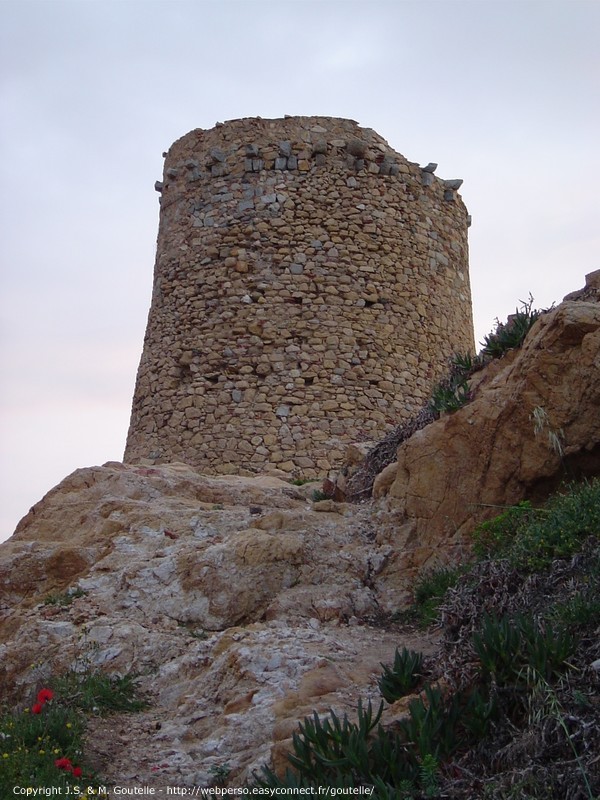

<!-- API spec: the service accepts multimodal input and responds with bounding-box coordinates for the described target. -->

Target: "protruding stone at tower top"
[124,116,474,477]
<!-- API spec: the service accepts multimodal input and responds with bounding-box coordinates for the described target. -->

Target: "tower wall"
[124,117,474,477]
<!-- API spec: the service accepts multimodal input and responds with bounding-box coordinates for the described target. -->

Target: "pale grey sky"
[1,0,599,541]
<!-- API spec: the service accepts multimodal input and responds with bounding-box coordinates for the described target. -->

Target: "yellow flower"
[66,723,72,729]
[2,753,9,758]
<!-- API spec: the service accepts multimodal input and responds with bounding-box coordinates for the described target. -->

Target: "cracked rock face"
[0,463,436,786]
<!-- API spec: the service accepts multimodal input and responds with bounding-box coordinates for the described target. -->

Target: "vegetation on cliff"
[0,668,147,796]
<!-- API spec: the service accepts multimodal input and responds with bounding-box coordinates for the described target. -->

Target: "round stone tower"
[124,116,474,477]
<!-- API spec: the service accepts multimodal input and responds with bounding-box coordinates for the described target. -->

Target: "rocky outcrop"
[1,463,416,635]
[374,290,600,563]
[0,462,436,786]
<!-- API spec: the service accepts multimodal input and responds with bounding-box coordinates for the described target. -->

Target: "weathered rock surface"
[374,296,600,562]
[0,462,436,786]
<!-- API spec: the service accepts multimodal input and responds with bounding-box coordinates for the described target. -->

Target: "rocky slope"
[0,464,439,786]
[0,272,598,788]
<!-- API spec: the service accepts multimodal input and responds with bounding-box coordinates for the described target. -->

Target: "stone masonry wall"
[124,116,474,478]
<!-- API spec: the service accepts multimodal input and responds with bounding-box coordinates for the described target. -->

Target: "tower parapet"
[124,116,474,476]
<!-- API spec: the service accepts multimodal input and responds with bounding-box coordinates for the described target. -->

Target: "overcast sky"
[1,0,598,542]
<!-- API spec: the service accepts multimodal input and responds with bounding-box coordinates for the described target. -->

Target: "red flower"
[72,766,82,777]
[55,757,73,771]
[31,703,43,714]
[37,688,54,704]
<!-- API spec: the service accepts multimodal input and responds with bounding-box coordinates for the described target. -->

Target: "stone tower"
[124,116,474,477]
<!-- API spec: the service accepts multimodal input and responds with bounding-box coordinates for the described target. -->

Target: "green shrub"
[472,501,535,559]
[428,352,477,416]
[286,700,381,777]
[451,351,479,373]
[378,648,424,703]
[428,380,471,415]
[399,685,462,761]
[459,685,499,742]
[413,565,465,626]
[419,753,440,798]
[508,481,600,571]
[472,480,600,571]
[0,687,104,796]
[473,613,575,687]
[51,669,149,715]
[367,726,420,789]
[473,613,524,686]
[43,587,87,607]
[268,681,503,790]
[549,586,600,629]
[480,294,543,359]
[254,693,477,793]
[255,685,470,793]
[0,668,149,794]
[518,617,575,683]
[254,699,418,790]
[209,762,231,786]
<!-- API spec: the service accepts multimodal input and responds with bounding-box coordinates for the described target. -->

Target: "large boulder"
[374,293,600,570]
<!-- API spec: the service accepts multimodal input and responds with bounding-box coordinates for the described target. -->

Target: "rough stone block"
[209,147,226,163]
[347,138,367,158]
[211,164,227,177]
